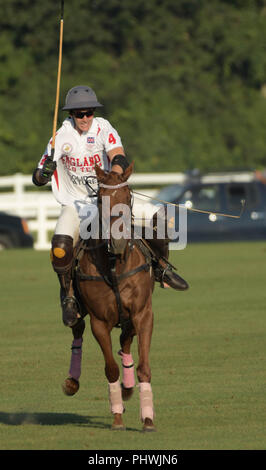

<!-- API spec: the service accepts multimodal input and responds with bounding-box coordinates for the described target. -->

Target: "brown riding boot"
[142,212,189,291]
[58,272,80,327]
[51,234,80,327]
[152,257,189,291]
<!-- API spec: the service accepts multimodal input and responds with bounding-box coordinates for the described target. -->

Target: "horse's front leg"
[132,303,156,432]
[62,318,85,396]
[119,321,136,401]
[90,316,125,430]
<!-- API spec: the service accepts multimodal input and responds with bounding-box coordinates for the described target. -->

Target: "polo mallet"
[50,0,64,160]
[133,191,246,219]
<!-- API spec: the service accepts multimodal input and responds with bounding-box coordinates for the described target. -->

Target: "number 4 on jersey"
[108,133,116,144]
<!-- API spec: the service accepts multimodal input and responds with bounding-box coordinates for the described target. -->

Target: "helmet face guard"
[62,86,103,110]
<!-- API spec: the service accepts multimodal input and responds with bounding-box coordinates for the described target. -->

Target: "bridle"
[97,180,133,232]
[99,182,129,190]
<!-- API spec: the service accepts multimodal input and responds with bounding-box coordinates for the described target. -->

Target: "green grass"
[0,241,265,450]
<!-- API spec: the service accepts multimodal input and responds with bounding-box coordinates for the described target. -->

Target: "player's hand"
[40,157,57,181]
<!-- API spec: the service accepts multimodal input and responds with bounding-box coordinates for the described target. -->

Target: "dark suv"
[153,170,266,242]
[0,212,34,249]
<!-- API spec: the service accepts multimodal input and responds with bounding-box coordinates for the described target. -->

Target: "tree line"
[1,0,266,175]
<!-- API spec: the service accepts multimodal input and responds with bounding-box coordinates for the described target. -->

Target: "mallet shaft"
[51,1,64,156]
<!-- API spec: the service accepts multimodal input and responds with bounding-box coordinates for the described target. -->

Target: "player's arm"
[108,147,129,174]
[32,155,57,186]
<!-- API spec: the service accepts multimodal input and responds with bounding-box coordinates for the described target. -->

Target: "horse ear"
[95,164,106,181]
[122,161,134,181]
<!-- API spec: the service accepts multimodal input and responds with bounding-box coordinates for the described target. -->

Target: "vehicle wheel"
[0,235,13,250]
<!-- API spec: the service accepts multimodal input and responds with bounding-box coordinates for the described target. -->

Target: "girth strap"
[74,238,151,329]
[75,260,150,328]
[76,262,150,284]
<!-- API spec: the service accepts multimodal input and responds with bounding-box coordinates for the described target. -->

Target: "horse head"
[95,163,134,256]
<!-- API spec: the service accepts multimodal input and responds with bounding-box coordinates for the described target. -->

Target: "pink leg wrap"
[69,338,82,381]
[108,379,124,415]
[139,382,154,422]
[118,350,135,389]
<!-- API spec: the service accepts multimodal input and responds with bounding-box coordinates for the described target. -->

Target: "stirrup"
[161,266,189,291]
[154,261,189,291]
[159,266,168,288]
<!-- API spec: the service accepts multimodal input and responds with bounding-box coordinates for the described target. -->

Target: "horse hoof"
[111,413,125,431]
[143,425,156,432]
[143,418,156,432]
[62,377,79,396]
[111,424,126,431]
[121,384,134,401]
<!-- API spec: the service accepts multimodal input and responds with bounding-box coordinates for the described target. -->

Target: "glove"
[40,156,57,181]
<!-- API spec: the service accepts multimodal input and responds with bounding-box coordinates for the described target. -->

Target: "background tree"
[1,0,266,175]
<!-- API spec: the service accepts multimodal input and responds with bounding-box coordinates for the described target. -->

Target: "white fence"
[0,170,256,250]
[0,172,186,250]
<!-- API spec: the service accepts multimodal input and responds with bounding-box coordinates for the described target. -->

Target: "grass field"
[0,241,265,450]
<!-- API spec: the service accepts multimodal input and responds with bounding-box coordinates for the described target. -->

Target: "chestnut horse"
[62,163,156,431]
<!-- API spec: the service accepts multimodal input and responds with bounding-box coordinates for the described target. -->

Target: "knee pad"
[50,234,74,274]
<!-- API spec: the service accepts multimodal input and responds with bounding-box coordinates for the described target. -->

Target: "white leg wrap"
[139,382,154,422]
[108,379,124,415]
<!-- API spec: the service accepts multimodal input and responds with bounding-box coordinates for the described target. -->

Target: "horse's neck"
[85,237,108,256]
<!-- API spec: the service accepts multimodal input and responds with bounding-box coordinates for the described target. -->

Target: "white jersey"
[38,117,123,207]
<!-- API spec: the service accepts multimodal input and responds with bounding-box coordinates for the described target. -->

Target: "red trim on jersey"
[97,126,101,135]
[53,169,59,190]
[40,154,48,166]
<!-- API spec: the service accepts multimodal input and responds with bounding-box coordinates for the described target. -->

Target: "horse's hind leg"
[62,318,85,396]
[90,316,125,430]
[119,322,136,401]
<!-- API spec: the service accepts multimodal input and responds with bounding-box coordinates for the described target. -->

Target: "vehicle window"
[226,183,258,209]
[247,183,259,207]
[180,185,221,211]
[154,184,184,204]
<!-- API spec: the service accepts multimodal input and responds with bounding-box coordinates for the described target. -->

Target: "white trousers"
[54,202,98,245]
[54,205,81,245]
